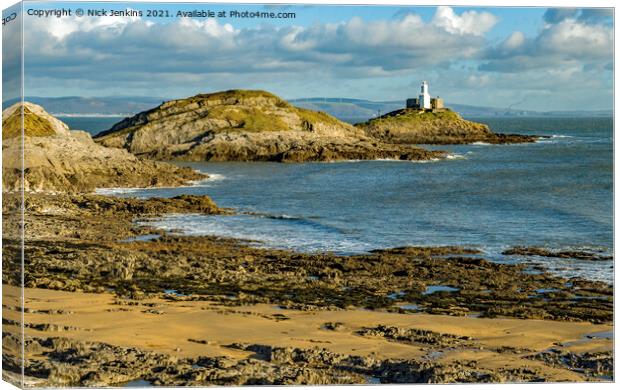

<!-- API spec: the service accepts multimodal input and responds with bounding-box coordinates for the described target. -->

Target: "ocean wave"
[488,244,613,284]
[471,141,491,145]
[247,212,345,234]
[463,245,612,284]
[535,135,577,144]
[94,187,150,196]
[198,172,226,181]
[140,212,613,284]
[245,211,305,221]
[375,154,465,162]
[328,158,421,163]
[328,158,443,163]
[377,154,466,162]
[141,213,371,254]
[375,158,444,163]
[534,137,557,144]
[95,171,226,195]
[266,214,299,220]
[446,153,466,160]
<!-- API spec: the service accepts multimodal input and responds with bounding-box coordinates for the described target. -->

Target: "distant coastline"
[55,113,128,118]
[4,96,612,120]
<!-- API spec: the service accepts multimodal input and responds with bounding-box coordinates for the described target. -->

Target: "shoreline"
[138,209,614,282]
[137,217,614,285]
[2,191,614,385]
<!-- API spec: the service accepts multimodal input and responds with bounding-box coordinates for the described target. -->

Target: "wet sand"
[2,285,612,385]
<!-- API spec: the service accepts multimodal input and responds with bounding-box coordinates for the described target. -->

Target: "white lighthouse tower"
[419,81,431,109]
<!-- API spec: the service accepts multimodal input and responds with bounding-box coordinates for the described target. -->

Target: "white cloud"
[432,6,498,36]
[12,6,613,111]
[538,18,613,57]
[502,31,525,50]
[40,8,142,39]
[343,14,426,47]
[481,16,612,73]
[465,74,490,87]
[23,7,488,86]
[279,26,319,51]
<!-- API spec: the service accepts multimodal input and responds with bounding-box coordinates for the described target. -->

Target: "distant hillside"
[3,96,611,120]
[290,98,613,121]
[2,96,166,116]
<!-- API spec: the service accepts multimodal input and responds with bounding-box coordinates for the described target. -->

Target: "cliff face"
[2,102,204,193]
[356,109,538,145]
[95,90,444,162]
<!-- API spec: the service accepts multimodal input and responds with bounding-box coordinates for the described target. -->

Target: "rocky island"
[355,81,538,145]
[94,90,445,162]
[356,108,538,145]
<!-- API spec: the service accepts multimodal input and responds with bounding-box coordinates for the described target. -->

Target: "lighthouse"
[419,81,431,109]
[406,81,444,110]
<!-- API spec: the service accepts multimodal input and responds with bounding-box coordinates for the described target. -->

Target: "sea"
[58,116,123,135]
[64,116,614,284]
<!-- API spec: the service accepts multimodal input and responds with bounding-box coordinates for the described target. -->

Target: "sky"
[2,2,614,111]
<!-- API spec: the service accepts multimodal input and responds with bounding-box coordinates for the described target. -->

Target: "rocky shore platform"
[2,192,613,385]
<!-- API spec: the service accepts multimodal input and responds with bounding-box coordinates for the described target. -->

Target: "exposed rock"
[526,349,613,379]
[3,317,87,332]
[2,102,205,193]
[2,192,222,246]
[3,334,556,386]
[2,193,612,324]
[370,246,481,256]
[322,322,345,331]
[2,101,71,139]
[356,325,474,348]
[94,90,445,162]
[356,108,538,145]
[503,247,613,261]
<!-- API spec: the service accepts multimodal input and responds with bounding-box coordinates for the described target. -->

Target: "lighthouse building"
[419,81,431,109]
[406,81,444,110]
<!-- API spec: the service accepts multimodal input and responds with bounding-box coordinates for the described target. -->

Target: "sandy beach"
[2,284,612,385]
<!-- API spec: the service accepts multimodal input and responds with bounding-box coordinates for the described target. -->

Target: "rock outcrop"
[356,109,538,145]
[2,102,205,193]
[5,334,578,386]
[502,247,613,261]
[95,90,445,162]
[2,102,72,139]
